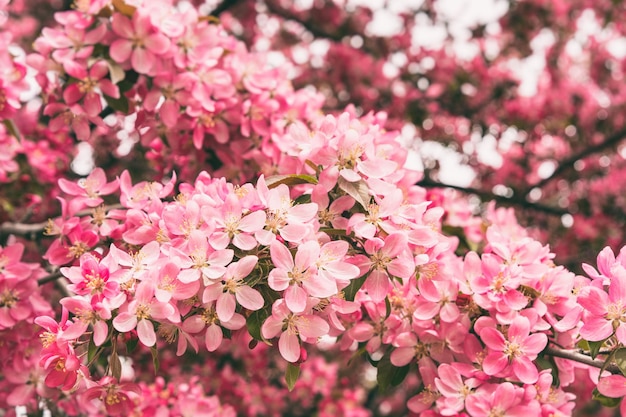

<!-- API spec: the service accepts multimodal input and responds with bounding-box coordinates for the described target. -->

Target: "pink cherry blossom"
[202,255,263,322]
[268,240,338,313]
[261,299,329,363]
[479,316,547,384]
[109,12,171,75]
[112,281,177,347]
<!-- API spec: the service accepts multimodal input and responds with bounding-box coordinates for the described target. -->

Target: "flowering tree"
[2,0,626,416]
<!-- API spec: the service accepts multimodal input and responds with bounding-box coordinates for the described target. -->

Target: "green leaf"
[347,344,368,366]
[104,94,129,114]
[150,345,160,375]
[265,174,318,189]
[87,339,99,364]
[2,120,21,142]
[246,309,269,342]
[126,336,139,354]
[376,349,410,393]
[588,339,606,360]
[110,350,122,380]
[285,362,301,391]
[535,356,560,387]
[384,297,392,319]
[593,388,622,407]
[614,348,626,375]
[343,273,368,301]
[337,177,370,209]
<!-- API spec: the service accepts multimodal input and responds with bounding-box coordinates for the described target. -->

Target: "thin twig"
[527,126,626,193]
[417,177,569,216]
[37,271,64,286]
[210,0,244,17]
[544,345,620,374]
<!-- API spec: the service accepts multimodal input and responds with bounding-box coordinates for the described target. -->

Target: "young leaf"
[265,174,318,189]
[110,350,122,381]
[150,345,160,375]
[614,348,626,375]
[104,94,129,114]
[246,309,269,342]
[285,362,301,391]
[376,348,410,393]
[343,273,368,301]
[593,388,622,407]
[337,177,370,209]
[588,339,606,360]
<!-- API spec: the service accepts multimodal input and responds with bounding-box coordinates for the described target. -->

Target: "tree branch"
[37,271,64,286]
[264,0,342,42]
[417,177,570,216]
[544,345,620,375]
[209,0,244,17]
[527,126,626,193]
[0,220,49,237]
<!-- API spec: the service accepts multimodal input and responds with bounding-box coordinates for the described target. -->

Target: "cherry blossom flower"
[113,281,178,347]
[261,299,329,362]
[202,255,263,322]
[269,240,338,313]
[578,267,626,344]
[109,12,171,75]
[479,316,547,384]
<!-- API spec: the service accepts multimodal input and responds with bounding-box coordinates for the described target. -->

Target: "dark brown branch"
[544,345,620,375]
[417,177,570,216]
[264,1,343,42]
[0,204,124,238]
[38,271,64,285]
[527,126,626,193]
[0,221,49,237]
[209,0,244,17]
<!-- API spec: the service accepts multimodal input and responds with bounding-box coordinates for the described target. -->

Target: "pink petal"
[294,241,320,270]
[391,347,415,367]
[93,321,109,346]
[63,84,83,105]
[99,79,120,99]
[205,323,223,352]
[145,33,171,54]
[302,272,337,298]
[112,312,137,332]
[365,269,390,302]
[131,47,154,74]
[270,242,294,271]
[522,333,547,355]
[482,351,508,376]
[236,286,264,311]
[580,317,614,341]
[216,292,236,322]
[285,285,307,313]
[109,39,133,64]
[261,315,284,339]
[296,315,329,338]
[358,159,397,178]
[513,356,539,384]
[598,375,626,398]
[413,301,440,321]
[159,99,179,127]
[279,331,300,363]
[480,327,506,351]
[111,13,134,38]
[137,318,156,346]
[508,316,530,341]
[84,92,102,117]
[578,286,610,316]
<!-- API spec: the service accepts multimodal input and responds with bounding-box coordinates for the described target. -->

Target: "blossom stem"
[544,345,621,374]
